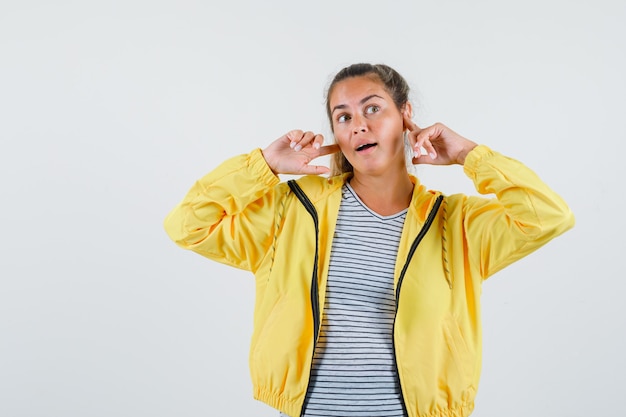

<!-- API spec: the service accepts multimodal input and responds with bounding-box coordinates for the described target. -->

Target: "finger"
[412,143,427,159]
[403,114,421,132]
[316,143,341,156]
[411,135,436,163]
[415,126,438,160]
[412,130,428,158]
[413,138,435,160]
[403,116,423,157]
[299,164,331,175]
[312,134,324,149]
[286,130,305,148]
[292,131,317,151]
[422,138,437,160]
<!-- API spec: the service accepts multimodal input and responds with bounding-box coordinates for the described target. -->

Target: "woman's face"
[329,76,409,176]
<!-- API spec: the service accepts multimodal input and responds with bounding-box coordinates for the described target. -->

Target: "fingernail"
[290,141,296,149]
[314,143,320,149]
[413,151,420,159]
[294,144,302,151]
[429,152,436,159]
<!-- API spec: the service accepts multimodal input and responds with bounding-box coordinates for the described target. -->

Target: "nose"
[351,113,368,134]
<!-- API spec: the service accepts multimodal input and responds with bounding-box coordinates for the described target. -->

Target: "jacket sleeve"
[461,145,575,279]
[163,148,282,272]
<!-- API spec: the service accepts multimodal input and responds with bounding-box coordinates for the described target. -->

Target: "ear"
[402,102,413,129]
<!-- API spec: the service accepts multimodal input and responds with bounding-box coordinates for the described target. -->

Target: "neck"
[349,169,414,216]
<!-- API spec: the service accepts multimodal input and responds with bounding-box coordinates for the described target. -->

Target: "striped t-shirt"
[296,183,408,417]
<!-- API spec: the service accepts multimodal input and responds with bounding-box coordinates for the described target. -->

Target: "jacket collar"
[295,173,440,224]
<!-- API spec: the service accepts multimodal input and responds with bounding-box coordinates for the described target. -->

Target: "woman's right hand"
[262,130,340,175]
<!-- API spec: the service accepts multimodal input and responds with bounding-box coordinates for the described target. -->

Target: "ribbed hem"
[253,383,474,417]
[253,386,302,417]
[413,402,474,417]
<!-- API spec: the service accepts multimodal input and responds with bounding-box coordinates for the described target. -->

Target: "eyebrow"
[331,94,385,114]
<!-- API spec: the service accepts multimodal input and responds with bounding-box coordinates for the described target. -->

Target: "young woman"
[164,63,574,417]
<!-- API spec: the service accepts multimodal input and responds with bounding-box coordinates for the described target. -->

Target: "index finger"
[317,143,341,156]
[403,114,421,132]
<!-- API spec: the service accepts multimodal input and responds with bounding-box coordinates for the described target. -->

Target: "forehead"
[329,76,390,107]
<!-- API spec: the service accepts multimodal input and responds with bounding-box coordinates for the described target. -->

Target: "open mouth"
[356,143,377,152]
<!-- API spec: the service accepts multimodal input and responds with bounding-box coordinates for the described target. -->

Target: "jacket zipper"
[288,180,321,417]
[290,180,443,416]
[393,194,444,416]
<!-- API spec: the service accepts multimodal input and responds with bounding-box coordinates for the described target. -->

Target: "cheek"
[374,119,400,139]
[333,129,350,148]
[333,132,355,162]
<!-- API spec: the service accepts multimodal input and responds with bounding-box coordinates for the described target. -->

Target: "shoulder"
[291,174,347,203]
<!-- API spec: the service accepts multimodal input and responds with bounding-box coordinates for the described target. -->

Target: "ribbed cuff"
[247,148,281,187]
[462,145,495,179]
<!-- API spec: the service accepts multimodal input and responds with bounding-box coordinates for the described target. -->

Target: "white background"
[1,0,624,416]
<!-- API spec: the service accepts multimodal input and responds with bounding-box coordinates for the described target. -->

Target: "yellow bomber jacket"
[163,145,574,417]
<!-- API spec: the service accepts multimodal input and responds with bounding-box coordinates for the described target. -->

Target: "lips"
[356,143,377,152]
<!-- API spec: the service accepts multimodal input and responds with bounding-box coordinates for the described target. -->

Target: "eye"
[365,105,380,114]
[337,114,351,123]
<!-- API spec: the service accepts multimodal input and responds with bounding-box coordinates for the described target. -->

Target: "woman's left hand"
[404,115,478,165]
